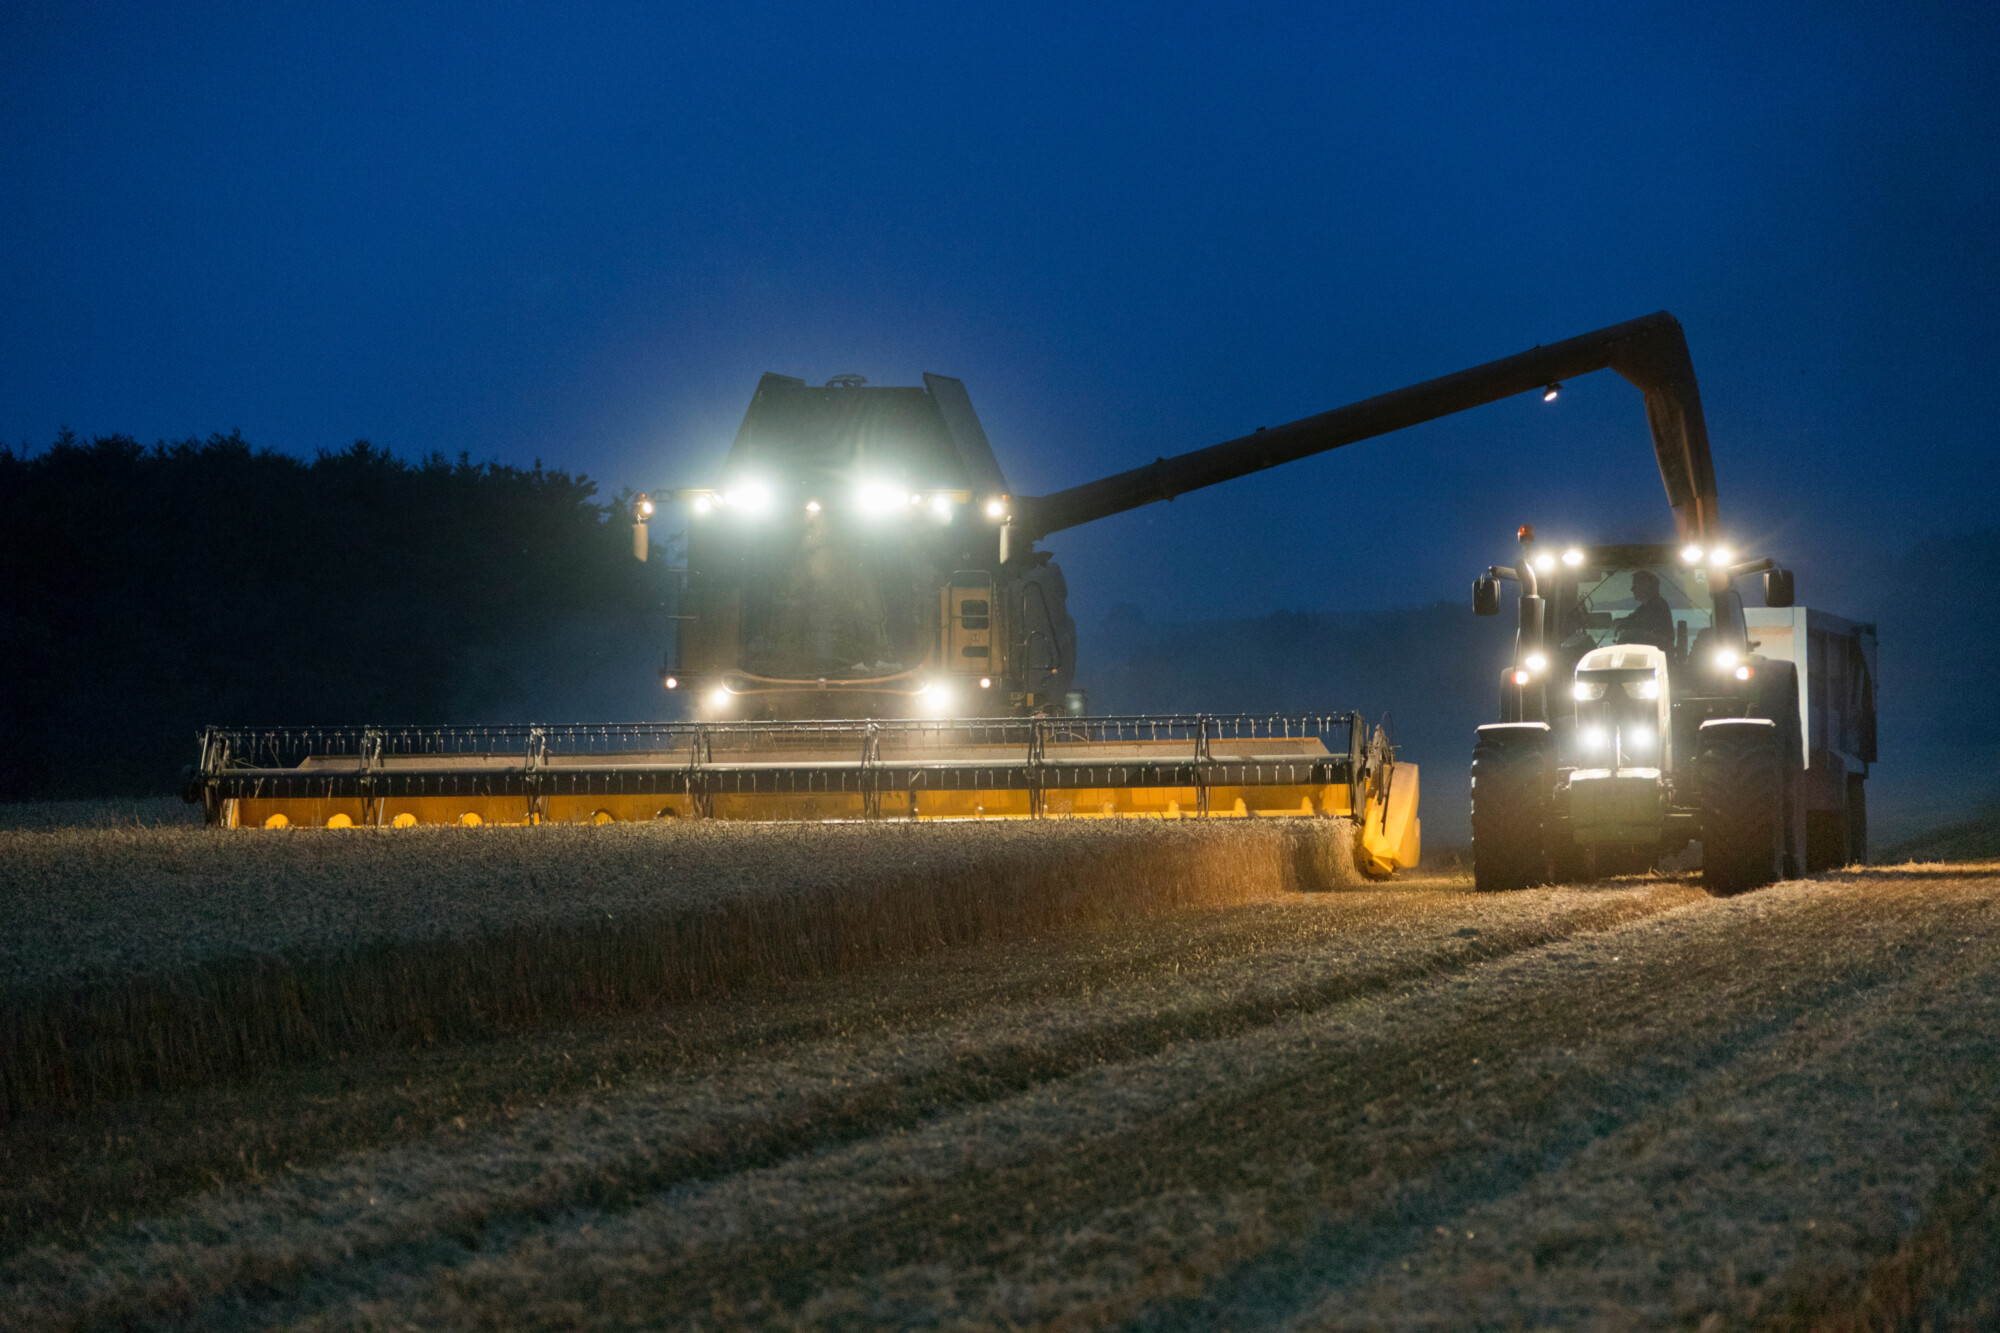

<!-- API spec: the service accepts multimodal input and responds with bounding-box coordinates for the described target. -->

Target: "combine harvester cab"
[187,713,1422,878]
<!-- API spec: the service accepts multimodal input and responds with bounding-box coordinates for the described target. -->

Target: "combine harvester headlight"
[855,481,908,517]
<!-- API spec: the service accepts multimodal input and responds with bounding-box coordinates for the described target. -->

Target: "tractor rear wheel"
[1471,727,1550,893]
[1698,720,1785,896]
[1846,773,1869,865]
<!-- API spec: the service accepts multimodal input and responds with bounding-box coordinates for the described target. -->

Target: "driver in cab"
[1614,569,1675,652]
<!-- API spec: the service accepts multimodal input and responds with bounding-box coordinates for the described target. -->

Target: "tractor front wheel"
[1471,726,1551,893]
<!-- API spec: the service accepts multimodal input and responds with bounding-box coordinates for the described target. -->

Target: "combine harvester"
[188,312,1797,885]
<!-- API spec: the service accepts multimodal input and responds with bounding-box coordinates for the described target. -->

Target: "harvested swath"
[0,818,1360,1116]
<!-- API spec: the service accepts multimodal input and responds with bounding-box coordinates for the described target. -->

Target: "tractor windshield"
[1555,561,1714,660]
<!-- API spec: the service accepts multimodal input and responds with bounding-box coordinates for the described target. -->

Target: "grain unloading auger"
[189,311,1721,879]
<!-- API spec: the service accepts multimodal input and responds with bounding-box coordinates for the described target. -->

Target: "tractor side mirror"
[1472,574,1499,616]
[1764,568,1795,608]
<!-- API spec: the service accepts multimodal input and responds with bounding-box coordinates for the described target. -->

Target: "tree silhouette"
[0,432,671,799]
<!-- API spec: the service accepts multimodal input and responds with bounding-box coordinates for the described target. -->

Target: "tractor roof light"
[984,497,1007,520]
[692,495,714,516]
[1561,547,1584,567]
[805,499,822,514]
[663,676,679,690]
[1533,553,1555,571]
[1681,544,1704,565]
[978,676,992,688]
[1707,545,1734,567]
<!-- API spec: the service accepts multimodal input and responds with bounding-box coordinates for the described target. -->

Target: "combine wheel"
[1697,719,1784,895]
[1471,724,1552,892]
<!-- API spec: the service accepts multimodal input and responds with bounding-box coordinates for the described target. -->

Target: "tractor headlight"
[1626,725,1653,753]
[1582,725,1609,751]
[1713,648,1739,671]
[1524,652,1548,673]
[707,686,731,710]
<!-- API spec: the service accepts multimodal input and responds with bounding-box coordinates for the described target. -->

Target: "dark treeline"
[1,432,670,800]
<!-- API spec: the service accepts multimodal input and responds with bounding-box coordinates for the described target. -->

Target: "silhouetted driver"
[1615,569,1675,652]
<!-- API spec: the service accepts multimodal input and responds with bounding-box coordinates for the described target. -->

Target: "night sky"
[6,3,1995,626]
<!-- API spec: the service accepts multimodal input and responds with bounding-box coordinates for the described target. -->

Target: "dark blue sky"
[5,2,1995,624]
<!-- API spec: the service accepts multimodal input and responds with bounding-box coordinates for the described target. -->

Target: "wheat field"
[0,817,1359,1116]
[6,808,1999,1328]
